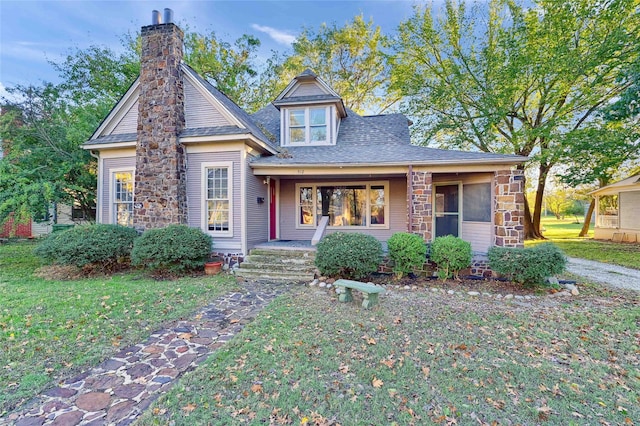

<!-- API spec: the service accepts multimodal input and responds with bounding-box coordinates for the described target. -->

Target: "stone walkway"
[566,257,640,292]
[3,281,292,426]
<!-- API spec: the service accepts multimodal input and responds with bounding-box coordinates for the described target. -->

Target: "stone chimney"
[133,9,187,230]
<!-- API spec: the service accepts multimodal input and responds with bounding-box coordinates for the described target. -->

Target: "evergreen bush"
[488,243,566,286]
[315,232,382,280]
[387,232,427,278]
[34,224,138,268]
[131,224,212,273]
[430,235,472,280]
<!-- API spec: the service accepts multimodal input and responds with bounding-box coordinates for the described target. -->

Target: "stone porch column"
[494,169,524,247]
[409,170,433,241]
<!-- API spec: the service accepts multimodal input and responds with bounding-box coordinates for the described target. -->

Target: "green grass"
[0,241,238,414]
[526,217,640,270]
[137,286,640,426]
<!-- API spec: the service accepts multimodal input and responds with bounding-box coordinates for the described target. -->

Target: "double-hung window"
[113,171,134,227]
[203,162,232,235]
[286,107,330,145]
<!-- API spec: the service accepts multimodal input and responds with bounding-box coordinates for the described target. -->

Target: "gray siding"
[289,82,326,97]
[461,222,492,252]
[620,191,640,230]
[111,100,139,134]
[245,154,269,250]
[102,157,136,223]
[279,177,407,242]
[186,151,242,251]
[184,79,232,128]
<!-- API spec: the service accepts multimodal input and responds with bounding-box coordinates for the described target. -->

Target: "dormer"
[272,69,347,147]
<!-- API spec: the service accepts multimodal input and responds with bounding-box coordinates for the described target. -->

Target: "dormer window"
[284,106,334,146]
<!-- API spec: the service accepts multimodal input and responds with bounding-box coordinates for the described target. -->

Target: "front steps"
[234,247,317,282]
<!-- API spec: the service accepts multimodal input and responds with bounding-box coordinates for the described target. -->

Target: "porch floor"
[253,240,316,251]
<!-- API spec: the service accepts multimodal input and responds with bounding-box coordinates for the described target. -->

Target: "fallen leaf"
[339,363,349,373]
[178,332,192,339]
[381,358,395,369]
[251,383,263,393]
[182,403,197,414]
[372,377,384,388]
[422,366,430,378]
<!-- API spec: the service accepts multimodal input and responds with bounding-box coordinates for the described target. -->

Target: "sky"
[0,0,422,94]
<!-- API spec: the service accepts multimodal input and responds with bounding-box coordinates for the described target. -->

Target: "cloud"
[251,24,296,45]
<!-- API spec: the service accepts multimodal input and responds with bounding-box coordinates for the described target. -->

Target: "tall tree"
[281,15,400,114]
[393,0,640,238]
[184,31,267,111]
[558,61,640,236]
[0,46,139,226]
[0,84,96,224]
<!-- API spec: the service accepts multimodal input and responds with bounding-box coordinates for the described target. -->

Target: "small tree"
[563,201,585,224]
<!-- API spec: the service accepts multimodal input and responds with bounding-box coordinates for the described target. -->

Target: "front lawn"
[138,284,640,425]
[527,217,640,270]
[0,241,237,414]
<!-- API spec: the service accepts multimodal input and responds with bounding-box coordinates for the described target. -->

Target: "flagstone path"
[3,281,292,426]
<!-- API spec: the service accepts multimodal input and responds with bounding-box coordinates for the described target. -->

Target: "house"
[590,174,640,243]
[83,11,527,272]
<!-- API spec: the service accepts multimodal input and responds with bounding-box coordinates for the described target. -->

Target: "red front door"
[269,179,277,240]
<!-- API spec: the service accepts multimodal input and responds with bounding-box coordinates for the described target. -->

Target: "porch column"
[494,169,524,247]
[409,170,433,241]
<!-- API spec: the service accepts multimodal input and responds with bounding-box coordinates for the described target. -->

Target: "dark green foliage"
[387,232,427,278]
[34,224,138,268]
[430,235,472,280]
[488,243,567,286]
[315,232,382,280]
[131,225,212,273]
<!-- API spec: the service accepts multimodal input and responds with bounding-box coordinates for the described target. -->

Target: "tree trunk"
[531,163,552,239]
[523,197,544,239]
[579,199,595,237]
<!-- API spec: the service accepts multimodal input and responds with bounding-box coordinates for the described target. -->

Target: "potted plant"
[204,255,223,275]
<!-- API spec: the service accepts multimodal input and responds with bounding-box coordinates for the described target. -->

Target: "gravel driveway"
[567,257,640,292]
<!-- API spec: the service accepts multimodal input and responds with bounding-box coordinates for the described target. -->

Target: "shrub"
[488,243,566,286]
[315,232,382,280]
[430,235,472,281]
[34,224,138,268]
[387,232,427,278]
[131,224,212,273]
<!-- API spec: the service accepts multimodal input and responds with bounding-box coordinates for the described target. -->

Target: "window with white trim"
[285,106,331,145]
[113,171,134,227]
[203,163,232,235]
[296,182,389,228]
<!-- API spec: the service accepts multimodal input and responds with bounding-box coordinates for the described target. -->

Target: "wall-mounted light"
[257,197,265,204]
[263,176,271,185]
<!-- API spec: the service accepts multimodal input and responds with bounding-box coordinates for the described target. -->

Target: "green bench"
[334,279,385,309]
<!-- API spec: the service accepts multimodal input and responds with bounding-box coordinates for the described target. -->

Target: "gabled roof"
[591,174,640,196]
[273,69,347,117]
[250,105,527,167]
[83,64,277,153]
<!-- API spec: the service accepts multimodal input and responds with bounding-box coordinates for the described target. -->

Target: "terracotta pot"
[204,261,223,275]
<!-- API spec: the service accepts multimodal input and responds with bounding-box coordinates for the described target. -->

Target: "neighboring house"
[590,174,640,243]
[83,14,527,264]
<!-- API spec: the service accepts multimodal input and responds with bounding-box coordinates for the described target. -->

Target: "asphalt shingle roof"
[250,105,526,166]
[181,65,277,149]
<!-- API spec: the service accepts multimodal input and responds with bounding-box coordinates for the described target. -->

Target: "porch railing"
[312,215,330,246]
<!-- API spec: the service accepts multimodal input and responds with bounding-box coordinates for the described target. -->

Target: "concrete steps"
[234,247,317,283]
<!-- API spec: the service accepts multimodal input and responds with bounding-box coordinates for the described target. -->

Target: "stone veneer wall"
[409,171,433,241]
[133,23,187,230]
[494,169,525,247]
